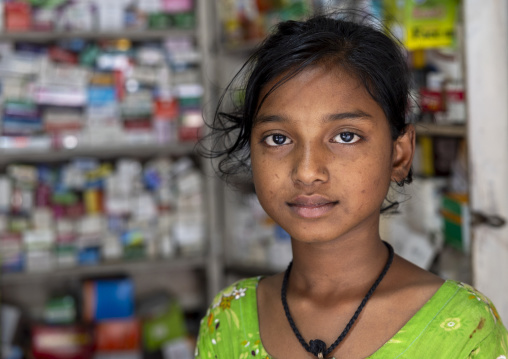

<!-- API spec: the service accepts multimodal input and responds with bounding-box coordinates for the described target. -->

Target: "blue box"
[83,277,134,322]
[87,86,116,106]
[78,247,100,266]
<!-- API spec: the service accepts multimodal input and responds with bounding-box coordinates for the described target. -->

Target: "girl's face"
[250,65,413,244]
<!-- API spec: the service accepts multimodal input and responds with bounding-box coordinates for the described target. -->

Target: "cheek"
[253,167,284,197]
[252,156,274,191]
[332,151,392,197]
[362,159,393,202]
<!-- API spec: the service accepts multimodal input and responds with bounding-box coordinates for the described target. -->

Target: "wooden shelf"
[415,123,466,137]
[0,29,195,42]
[0,255,207,286]
[0,141,198,165]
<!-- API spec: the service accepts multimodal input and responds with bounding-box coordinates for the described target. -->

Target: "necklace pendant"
[318,353,336,359]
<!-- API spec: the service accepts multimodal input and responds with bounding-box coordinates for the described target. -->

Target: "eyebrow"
[326,110,373,122]
[253,110,374,127]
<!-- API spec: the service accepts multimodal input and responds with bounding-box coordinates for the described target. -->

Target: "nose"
[291,142,329,186]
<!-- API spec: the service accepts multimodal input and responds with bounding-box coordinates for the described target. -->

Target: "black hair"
[202,11,413,189]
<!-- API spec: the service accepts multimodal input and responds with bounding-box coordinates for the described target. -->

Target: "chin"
[282,224,339,244]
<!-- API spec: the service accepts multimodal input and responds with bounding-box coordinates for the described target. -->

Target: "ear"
[391,124,415,183]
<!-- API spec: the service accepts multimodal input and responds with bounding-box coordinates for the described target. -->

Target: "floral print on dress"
[196,278,271,358]
[458,282,501,324]
[233,287,247,299]
[196,278,508,359]
[239,333,266,359]
[440,318,462,331]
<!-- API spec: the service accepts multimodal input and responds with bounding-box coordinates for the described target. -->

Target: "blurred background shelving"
[2,0,508,359]
[0,0,220,358]
[415,123,466,137]
[1,255,206,285]
[0,142,197,164]
[0,29,196,42]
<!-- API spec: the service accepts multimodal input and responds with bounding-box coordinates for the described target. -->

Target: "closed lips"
[286,196,339,219]
[287,195,338,207]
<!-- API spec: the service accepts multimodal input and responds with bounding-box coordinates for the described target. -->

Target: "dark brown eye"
[340,132,355,142]
[333,132,360,144]
[264,134,291,146]
[273,135,286,144]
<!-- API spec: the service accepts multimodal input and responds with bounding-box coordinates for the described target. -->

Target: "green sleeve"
[195,318,216,359]
[467,319,508,358]
[194,292,222,359]
[194,279,259,359]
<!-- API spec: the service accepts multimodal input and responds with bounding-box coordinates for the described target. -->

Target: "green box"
[142,299,187,352]
[441,193,470,252]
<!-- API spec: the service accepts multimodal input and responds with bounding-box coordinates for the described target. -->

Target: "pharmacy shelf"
[0,255,206,286]
[0,142,198,165]
[226,262,282,277]
[415,123,466,137]
[221,39,261,54]
[0,29,195,42]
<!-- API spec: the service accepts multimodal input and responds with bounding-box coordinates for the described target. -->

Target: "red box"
[31,325,95,359]
[446,89,465,102]
[5,2,32,32]
[155,99,179,119]
[49,47,79,64]
[178,126,202,142]
[123,118,153,131]
[95,319,141,351]
[420,88,444,113]
[114,70,124,101]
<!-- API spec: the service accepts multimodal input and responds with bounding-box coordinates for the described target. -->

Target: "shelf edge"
[0,29,195,42]
[415,123,467,137]
[0,255,207,286]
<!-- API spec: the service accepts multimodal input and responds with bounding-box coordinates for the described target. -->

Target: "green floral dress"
[195,277,508,359]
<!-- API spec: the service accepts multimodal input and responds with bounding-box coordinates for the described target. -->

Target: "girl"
[196,13,508,359]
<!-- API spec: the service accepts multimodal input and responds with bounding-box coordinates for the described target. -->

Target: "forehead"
[255,65,384,122]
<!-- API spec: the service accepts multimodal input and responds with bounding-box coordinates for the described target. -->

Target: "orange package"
[95,319,141,352]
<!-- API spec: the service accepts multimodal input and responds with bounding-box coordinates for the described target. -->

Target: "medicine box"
[83,277,135,322]
[441,193,470,252]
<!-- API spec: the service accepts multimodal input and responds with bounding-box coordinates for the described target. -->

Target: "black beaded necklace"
[281,241,394,359]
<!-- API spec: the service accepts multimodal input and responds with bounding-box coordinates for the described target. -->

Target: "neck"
[288,235,390,299]
[281,240,395,358]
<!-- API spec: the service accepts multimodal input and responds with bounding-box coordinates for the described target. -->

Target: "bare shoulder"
[257,272,284,305]
[346,254,446,351]
[390,254,444,292]
[376,254,445,319]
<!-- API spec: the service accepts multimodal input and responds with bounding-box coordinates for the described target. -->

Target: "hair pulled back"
[203,11,413,187]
